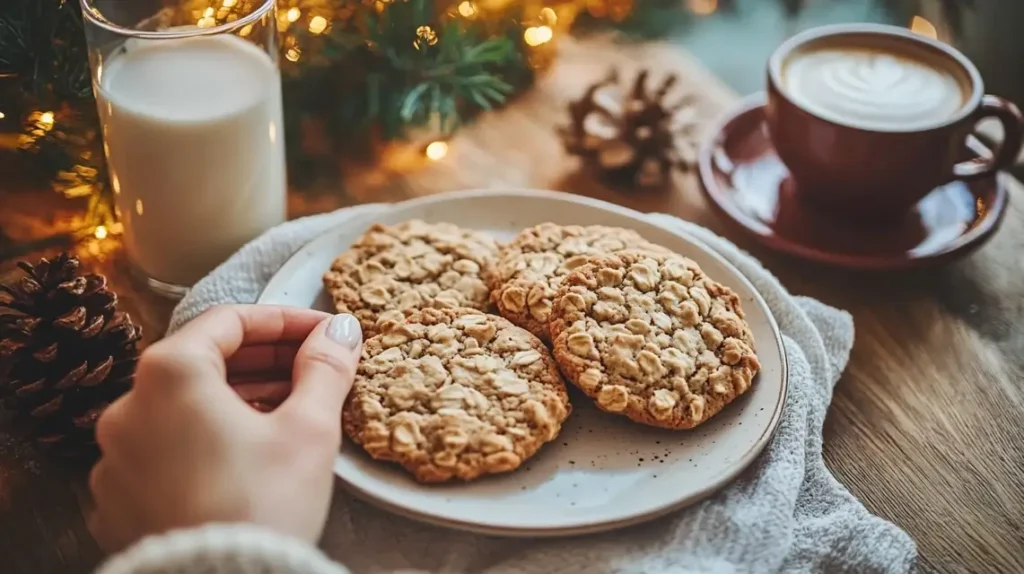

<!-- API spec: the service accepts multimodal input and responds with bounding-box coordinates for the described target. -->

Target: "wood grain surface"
[2,37,1022,574]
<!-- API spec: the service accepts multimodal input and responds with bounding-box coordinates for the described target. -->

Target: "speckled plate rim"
[697,92,1010,271]
[258,188,789,537]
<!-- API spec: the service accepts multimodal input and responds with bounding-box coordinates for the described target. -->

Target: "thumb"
[283,313,362,418]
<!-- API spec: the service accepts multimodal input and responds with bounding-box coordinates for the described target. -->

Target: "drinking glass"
[81,0,287,299]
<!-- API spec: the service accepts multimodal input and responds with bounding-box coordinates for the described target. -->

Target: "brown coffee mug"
[766,24,1024,219]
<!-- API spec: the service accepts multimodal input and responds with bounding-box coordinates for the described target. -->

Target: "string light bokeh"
[257,0,577,65]
[424,139,449,161]
[4,0,944,244]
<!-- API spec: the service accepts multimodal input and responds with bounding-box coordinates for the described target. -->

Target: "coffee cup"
[766,23,1024,219]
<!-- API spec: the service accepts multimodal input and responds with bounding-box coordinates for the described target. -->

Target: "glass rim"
[79,0,276,39]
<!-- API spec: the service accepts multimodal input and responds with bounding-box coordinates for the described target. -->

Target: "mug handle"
[953,95,1024,180]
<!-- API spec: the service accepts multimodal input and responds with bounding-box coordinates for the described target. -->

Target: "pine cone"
[561,69,701,188]
[0,253,141,459]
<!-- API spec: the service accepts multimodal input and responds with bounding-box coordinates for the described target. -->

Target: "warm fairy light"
[425,140,449,161]
[910,16,938,39]
[135,199,144,216]
[523,26,553,47]
[309,15,328,34]
[94,225,109,240]
[39,111,55,126]
[239,23,253,36]
[686,0,718,15]
[539,7,557,26]
[285,47,301,62]
[287,7,301,23]
[415,25,438,49]
[0,112,5,120]
[198,7,216,28]
[457,1,477,18]
[222,0,237,7]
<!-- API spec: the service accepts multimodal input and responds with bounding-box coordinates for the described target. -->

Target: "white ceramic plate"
[258,189,788,537]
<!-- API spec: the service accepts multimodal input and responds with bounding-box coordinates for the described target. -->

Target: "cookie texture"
[343,307,571,483]
[549,251,760,429]
[323,220,499,335]
[486,223,668,342]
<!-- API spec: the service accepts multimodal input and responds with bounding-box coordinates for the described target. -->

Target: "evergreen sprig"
[0,0,112,237]
[283,0,527,144]
[0,0,91,104]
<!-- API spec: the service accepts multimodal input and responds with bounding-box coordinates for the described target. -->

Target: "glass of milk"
[81,0,287,299]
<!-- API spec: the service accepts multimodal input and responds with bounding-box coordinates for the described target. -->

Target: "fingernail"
[326,314,361,349]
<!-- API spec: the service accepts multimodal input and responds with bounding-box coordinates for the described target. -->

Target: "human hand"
[88,304,362,553]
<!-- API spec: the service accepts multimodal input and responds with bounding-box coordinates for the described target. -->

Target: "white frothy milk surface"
[783,46,967,132]
[98,34,287,287]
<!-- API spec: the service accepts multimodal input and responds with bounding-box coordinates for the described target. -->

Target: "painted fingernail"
[326,313,362,349]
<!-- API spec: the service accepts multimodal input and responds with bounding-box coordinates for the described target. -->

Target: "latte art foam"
[783,47,968,131]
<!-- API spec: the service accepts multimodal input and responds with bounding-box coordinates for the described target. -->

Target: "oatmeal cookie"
[486,223,667,343]
[343,307,571,483]
[323,220,499,336]
[548,251,760,429]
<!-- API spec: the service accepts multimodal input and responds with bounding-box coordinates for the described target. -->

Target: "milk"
[96,34,286,289]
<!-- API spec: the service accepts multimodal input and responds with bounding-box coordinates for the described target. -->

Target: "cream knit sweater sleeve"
[95,524,350,574]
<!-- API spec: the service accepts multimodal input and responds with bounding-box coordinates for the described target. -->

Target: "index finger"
[169,305,331,360]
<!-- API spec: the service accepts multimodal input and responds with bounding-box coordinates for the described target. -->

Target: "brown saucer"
[697,94,1010,270]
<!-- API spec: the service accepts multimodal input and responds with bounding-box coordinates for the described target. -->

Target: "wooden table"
[2,38,1022,574]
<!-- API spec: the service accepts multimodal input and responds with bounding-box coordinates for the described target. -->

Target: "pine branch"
[286,0,530,142]
[0,0,91,103]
